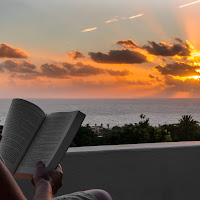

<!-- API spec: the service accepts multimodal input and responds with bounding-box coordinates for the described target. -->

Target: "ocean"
[0,98,200,127]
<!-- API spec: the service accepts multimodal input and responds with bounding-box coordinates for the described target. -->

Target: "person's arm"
[33,179,53,200]
[0,135,27,200]
[32,161,63,200]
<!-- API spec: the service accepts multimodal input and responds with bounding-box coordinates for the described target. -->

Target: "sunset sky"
[1,0,200,98]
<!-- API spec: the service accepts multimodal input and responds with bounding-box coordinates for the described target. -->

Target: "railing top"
[67,141,200,153]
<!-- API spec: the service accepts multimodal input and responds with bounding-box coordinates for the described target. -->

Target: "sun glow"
[173,75,200,81]
[188,49,200,59]
[187,47,200,66]
[188,75,200,80]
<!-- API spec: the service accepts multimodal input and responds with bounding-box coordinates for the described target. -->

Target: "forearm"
[33,180,53,200]
[0,160,26,200]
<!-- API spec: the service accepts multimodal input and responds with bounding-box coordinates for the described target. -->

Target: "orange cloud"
[0,43,29,58]
[155,62,199,76]
[3,38,200,98]
[68,50,84,60]
[117,39,139,49]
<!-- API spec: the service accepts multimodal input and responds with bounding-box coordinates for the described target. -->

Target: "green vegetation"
[1,115,200,147]
[71,114,200,147]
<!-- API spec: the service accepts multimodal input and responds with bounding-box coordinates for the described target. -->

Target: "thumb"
[36,161,45,168]
[35,161,46,174]
[56,164,63,172]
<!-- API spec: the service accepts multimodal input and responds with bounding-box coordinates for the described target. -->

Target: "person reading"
[0,135,112,200]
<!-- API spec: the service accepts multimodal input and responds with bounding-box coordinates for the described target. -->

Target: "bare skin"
[32,161,63,200]
[0,159,27,200]
[0,159,63,200]
[0,134,112,200]
[0,134,63,200]
[0,134,26,200]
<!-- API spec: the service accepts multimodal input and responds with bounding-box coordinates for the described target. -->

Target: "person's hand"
[32,161,63,195]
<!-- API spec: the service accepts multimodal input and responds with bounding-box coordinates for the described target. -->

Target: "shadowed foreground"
[17,142,200,200]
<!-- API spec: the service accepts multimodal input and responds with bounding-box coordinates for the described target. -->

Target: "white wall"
[16,142,200,200]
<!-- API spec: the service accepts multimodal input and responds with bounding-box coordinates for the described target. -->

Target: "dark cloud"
[0,60,132,79]
[117,39,139,49]
[106,69,132,76]
[143,40,191,57]
[0,60,37,74]
[155,62,199,77]
[149,74,162,82]
[0,60,69,79]
[40,63,68,78]
[164,75,200,93]
[156,77,161,82]
[89,49,147,64]
[63,62,132,77]
[174,38,184,43]
[116,38,191,58]
[149,74,155,79]
[63,62,104,76]
[68,50,84,60]
[0,43,28,58]
[155,61,200,95]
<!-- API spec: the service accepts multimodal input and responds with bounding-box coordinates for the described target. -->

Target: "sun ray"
[141,5,167,39]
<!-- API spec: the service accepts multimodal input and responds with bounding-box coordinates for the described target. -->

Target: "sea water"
[0,98,200,127]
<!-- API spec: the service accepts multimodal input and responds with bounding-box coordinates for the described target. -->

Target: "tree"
[71,126,99,147]
[177,115,200,141]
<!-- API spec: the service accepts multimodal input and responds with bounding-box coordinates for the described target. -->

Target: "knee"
[84,189,112,200]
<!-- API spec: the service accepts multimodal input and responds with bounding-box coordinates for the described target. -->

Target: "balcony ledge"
[17,142,200,200]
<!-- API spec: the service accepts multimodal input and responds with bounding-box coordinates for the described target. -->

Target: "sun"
[173,74,200,81]
[188,49,200,66]
[188,75,200,80]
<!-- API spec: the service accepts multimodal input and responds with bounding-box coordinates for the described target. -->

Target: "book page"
[16,111,85,175]
[0,99,46,173]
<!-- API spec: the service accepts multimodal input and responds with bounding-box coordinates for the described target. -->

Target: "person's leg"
[53,189,112,200]
[0,160,27,200]
[84,189,112,200]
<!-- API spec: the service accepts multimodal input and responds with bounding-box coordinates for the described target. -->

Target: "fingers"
[56,164,63,173]
[56,164,62,170]
[36,161,45,168]
[33,161,46,182]
[35,161,46,173]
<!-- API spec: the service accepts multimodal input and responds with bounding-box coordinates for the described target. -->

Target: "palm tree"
[178,115,199,141]
[179,115,199,126]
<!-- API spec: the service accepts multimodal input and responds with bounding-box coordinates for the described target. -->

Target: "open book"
[0,99,85,179]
